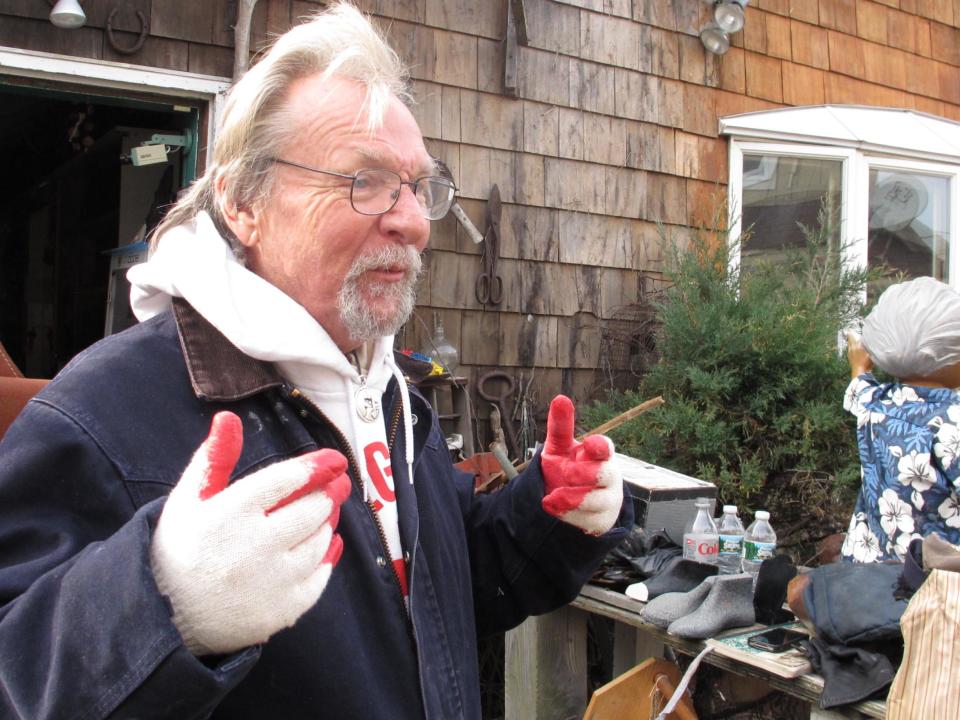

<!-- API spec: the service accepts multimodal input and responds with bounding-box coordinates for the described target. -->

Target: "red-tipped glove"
[541,395,622,536]
[150,411,351,656]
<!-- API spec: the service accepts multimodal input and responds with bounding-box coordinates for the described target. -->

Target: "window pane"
[740,154,843,271]
[868,169,949,290]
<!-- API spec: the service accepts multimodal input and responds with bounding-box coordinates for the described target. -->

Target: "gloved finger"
[542,485,593,517]
[229,448,348,513]
[285,522,336,571]
[266,451,351,515]
[263,486,344,547]
[177,411,243,501]
[580,434,613,462]
[543,395,576,457]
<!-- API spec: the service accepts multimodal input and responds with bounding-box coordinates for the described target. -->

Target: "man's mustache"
[345,246,422,281]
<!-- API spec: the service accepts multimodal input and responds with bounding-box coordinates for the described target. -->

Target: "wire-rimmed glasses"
[272,158,457,221]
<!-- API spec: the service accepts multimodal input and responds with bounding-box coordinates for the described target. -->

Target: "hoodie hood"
[127,211,415,489]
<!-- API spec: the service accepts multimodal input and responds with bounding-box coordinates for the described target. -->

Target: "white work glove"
[541,395,623,536]
[150,411,351,656]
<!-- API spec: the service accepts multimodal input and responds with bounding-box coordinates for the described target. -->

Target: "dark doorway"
[0,84,197,377]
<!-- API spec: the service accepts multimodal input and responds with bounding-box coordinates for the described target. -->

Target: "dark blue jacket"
[0,299,631,719]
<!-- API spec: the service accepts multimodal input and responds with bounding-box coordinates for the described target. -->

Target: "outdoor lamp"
[700,0,748,55]
[49,0,86,29]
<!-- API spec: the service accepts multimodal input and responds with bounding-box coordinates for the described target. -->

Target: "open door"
[0,83,200,377]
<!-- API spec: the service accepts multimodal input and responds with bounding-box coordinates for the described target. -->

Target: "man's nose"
[381,184,430,248]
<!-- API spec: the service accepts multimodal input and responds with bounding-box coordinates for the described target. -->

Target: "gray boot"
[640,576,716,629]
[667,573,755,639]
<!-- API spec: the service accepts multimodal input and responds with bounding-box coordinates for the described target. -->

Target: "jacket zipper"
[286,385,409,604]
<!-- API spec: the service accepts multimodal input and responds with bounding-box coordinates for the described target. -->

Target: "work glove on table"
[150,411,352,656]
[540,394,623,536]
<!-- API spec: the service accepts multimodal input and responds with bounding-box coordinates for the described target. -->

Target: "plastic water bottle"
[683,498,719,564]
[716,505,745,575]
[742,510,777,579]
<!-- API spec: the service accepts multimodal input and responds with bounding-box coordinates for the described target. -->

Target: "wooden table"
[504,584,887,720]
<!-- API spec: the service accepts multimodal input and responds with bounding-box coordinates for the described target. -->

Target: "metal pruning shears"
[475,184,504,306]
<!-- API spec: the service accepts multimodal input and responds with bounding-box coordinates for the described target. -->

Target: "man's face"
[241,74,432,351]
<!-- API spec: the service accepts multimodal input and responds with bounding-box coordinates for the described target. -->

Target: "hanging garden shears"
[475,184,504,306]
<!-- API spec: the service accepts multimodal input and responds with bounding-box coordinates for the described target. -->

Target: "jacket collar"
[171,298,434,401]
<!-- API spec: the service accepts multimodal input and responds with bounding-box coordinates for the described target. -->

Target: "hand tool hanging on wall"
[478,370,521,461]
[434,157,484,244]
[503,0,528,96]
[475,184,504,306]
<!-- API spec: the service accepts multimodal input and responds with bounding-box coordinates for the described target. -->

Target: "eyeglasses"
[272,158,457,221]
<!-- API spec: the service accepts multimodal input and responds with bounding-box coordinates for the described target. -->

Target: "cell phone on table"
[746,627,807,653]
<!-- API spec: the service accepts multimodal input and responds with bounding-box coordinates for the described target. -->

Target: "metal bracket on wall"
[106,7,148,56]
[503,0,528,97]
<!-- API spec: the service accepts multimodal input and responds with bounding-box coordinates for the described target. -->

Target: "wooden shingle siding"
[5,0,960,430]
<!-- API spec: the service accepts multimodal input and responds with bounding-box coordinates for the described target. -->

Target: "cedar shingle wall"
[3,0,960,420]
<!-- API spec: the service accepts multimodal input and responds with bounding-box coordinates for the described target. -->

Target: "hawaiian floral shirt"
[841,373,960,563]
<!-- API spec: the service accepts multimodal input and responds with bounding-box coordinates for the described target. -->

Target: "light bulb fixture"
[714,0,746,34]
[700,0,748,55]
[49,0,86,30]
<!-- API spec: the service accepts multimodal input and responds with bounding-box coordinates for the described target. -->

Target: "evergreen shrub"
[581,208,873,554]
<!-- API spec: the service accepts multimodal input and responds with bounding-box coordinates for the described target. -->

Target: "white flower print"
[886,386,921,407]
[845,379,885,428]
[891,530,920,561]
[878,489,915,536]
[934,410,960,471]
[849,520,881,563]
[894,448,936,494]
[938,495,960,529]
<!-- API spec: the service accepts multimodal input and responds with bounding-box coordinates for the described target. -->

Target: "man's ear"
[216,176,259,249]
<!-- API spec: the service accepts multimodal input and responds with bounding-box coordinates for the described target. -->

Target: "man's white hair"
[155,1,410,256]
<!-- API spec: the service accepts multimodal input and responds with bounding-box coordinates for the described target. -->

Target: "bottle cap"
[723,505,737,513]
[756,510,770,520]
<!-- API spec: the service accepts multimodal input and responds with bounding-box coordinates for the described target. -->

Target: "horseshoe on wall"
[106,7,148,56]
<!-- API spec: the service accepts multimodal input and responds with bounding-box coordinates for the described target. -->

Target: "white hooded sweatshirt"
[128,212,414,598]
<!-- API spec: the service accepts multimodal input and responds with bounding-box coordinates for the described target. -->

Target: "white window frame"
[723,107,960,294]
[0,46,231,150]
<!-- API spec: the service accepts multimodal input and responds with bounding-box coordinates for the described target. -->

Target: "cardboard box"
[615,453,717,545]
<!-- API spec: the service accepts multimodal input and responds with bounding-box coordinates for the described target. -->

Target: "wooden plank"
[477,38,505,94]
[782,61,826,106]
[819,0,857,34]
[863,42,907,91]
[580,11,639,70]
[188,43,234,77]
[545,158,606,214]
[745,52,784,103]
[765,10,792,60]
[743,7,768,53]
[428,250,483,311]
[82,0,152,32]
[460,310,500,365]
[432,29,478,90]
[583,115,626,166]
[558,212,639,268]
[889,9,930,56]
[0,15,101,58]
[789,0,820,24]
[645,173,687,226]
[569,59,616,115]
[410,79,442,141]
[643,26,679,79]
[364,0,424,23]
[632,1,678,30]
[658,77,685,129]
[678,33,708,85]
[458,145,517,202]
[791,20,830,70]
[605,166,646,219]
[515,153,545,206]
[505,607,589,720]
[856,1,889,43]
[103,35,190,70]
[625,122,661,172]
[384,20,434,82]
[523,101,559,157]
[150,1,216,44]
[558,108,584,161]
[573,265,604,316]
[524,0,580,56]
[614,70,659,123]
[425,0,503,40]
[499,313,557,367]
[687,179,727,229]
[519,262,582,316]
[601,267,644,316]
[441,85,462,143]
[930,20,960,64]
[557,311,602,368]
[717,45,746,95]
[681,83,716,137]
[518,46,571,107]
[500,204,560,262]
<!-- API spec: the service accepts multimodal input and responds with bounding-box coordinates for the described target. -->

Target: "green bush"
[582,208,872,550]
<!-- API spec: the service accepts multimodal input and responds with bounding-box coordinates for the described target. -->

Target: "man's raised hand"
[150,411,351,656]
[540,395,623,536]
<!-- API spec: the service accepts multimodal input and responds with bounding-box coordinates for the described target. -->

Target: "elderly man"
[0,3,631,718]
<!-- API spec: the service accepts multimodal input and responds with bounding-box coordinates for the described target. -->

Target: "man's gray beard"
[336,245,423,343]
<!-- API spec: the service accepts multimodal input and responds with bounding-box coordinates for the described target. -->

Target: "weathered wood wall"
[3,0,960,446]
